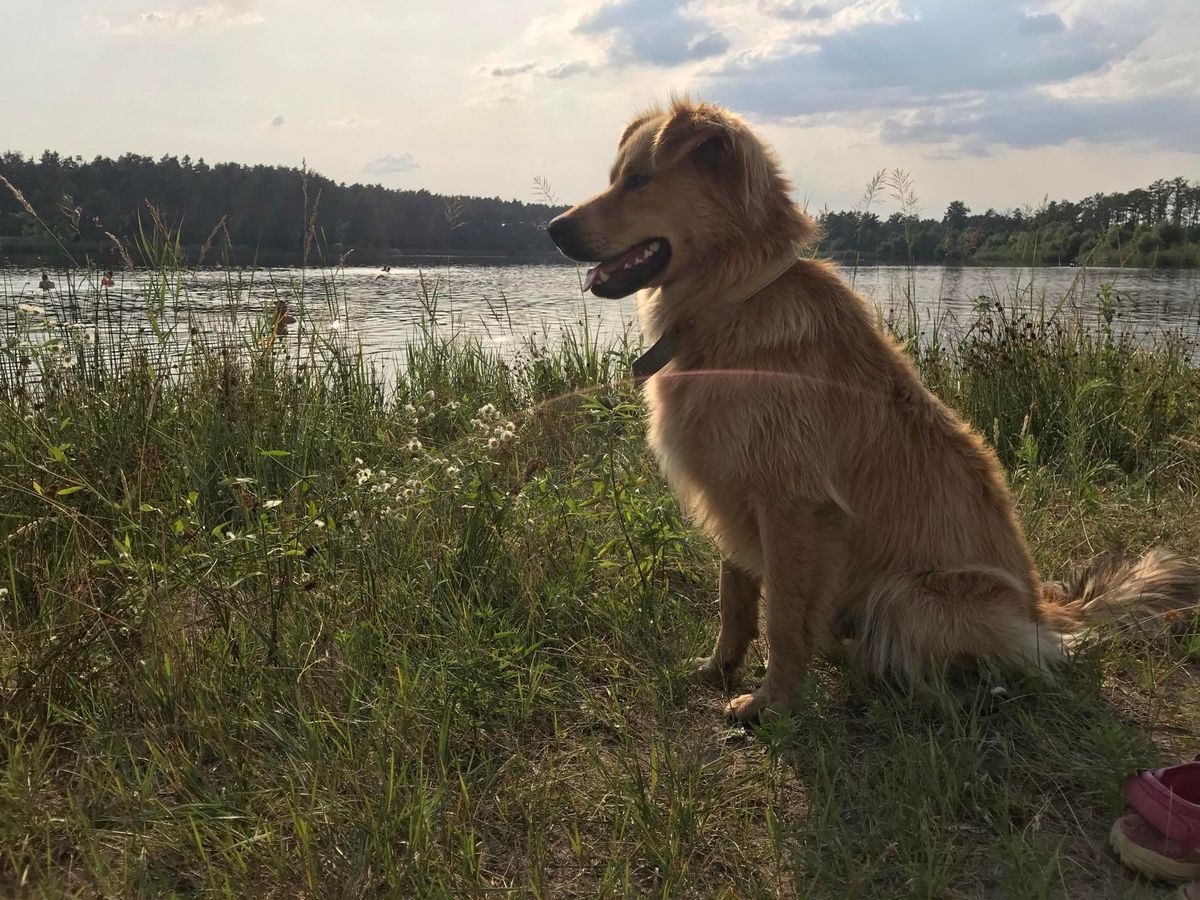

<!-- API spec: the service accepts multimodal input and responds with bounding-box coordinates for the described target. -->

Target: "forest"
[1,151,1197,267]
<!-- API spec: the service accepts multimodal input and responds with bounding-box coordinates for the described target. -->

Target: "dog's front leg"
[725,499,846,723]
[690,560,759,683]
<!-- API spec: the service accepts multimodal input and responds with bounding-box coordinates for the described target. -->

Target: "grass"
[2,235,1200,898]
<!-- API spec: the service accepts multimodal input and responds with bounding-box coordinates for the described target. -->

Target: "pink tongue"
[583,266,600,292]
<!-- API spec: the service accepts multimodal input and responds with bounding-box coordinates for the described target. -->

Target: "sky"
[2,0,1198,215]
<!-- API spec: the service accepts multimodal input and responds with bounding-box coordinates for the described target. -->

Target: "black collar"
[632,327,681,385]
[630,249,802,386]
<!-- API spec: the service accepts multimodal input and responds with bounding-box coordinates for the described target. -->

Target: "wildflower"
[354,457,364,466]
[404,403,416,414]
[446,465,460,476]
[498,430,513,443]
[69,323,97,342]
[503,421,515,432]
[487,437,498,449]
[0,587,7,599]
[477,402,498,420]
[330,320,344,331]
[407,438,423,453]
[18,303,42,315]
[402,488,414,498]
[263,499,283,509]
[356,468,373,485]
[424,390,436,400]
[448,400,460,411]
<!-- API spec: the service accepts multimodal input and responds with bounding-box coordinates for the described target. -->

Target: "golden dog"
[547,98,1199,722]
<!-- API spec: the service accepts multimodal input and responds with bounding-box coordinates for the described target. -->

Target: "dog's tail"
[1038,547,1200,639]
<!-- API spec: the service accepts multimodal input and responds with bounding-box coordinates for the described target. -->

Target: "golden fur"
[549,98,1200,722]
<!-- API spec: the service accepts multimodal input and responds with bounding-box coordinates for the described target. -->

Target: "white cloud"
[362,153,421,176]
[576,0,730,66]
[94,3,265,36]
[700,0,1198,153]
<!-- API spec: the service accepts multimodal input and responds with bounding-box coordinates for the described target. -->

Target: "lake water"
[4,263,1200,369]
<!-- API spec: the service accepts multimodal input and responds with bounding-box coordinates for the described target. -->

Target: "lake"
[4,263,1200,368]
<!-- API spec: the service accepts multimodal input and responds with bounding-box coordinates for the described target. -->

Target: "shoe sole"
[1110,819,1200,883]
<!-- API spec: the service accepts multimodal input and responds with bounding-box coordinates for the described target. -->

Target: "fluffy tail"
[1039,547,1200,638]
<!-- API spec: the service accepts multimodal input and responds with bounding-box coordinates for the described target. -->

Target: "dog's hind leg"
[690,561,760,683]
[725,499,849,723]
[853,568,1067,681]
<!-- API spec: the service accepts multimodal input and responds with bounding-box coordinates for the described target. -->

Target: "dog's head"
[546,99,814,299]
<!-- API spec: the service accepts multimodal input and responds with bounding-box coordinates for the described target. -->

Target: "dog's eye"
[625,174,652,191]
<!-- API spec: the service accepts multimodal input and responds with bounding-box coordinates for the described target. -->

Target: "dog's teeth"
[641,249,654,261]
[623,262,633,269]
[597,270,609,282]
[649,241,660,252]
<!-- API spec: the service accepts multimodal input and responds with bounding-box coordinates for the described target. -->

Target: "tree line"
[1,151,1197,267]
[817,171,1200,267]
[0,151,567,265]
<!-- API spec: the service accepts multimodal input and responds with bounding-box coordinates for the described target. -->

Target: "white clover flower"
[446,465,460,476]
[407,438,423,453]
[356,468,373,485]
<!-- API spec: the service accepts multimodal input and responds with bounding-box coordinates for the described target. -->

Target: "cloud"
[880,92,1200,154]
[702,0,1195,152]
[1017,11,1066,35]
[491,62,538,77]
[362,153,420,176]
[268,114,285,127]
[94,3,264,35]
[756,1,836,20]
[576,0,730,66]
[324,116,381,129]
[544,59,598,78]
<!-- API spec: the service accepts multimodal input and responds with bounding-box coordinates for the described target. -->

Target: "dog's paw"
[724,690,783,724]
[688,655,731,684]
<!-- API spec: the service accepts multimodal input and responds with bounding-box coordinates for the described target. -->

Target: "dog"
[546,98,1199,722]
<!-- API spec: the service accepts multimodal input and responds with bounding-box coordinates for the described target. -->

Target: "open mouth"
[583,239,671,298]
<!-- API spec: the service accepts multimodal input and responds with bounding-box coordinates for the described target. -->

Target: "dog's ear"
[654,103,779,214]
[618,113,655,150]
[651,105,732,171]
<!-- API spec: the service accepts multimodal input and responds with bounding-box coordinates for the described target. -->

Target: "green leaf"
[56,485,84,496]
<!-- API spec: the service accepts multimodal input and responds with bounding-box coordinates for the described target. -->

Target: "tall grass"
[1,210,1199,896]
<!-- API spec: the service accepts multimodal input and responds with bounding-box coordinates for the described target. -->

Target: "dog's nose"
[545,213,573,249]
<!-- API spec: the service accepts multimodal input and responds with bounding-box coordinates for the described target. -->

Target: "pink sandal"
[1110,755,1200,883]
